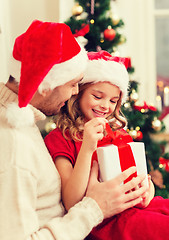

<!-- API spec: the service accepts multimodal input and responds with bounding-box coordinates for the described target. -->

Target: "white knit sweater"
[0,83,103,240]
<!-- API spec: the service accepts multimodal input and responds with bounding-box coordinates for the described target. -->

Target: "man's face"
[36,73,84,116]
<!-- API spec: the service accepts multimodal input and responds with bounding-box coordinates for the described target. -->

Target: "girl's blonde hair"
[56,83,127,141]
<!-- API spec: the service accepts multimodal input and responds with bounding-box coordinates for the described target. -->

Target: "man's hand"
[86,161,147,219]
[135,174,155,208]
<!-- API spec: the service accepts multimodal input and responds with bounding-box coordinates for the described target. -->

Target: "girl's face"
[79,82,120,122]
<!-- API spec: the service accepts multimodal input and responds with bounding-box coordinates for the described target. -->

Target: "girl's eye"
[110,100,116,103]
[93,94,101,99]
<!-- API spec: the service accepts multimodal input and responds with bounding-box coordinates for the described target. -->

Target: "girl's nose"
[100,100,109,110]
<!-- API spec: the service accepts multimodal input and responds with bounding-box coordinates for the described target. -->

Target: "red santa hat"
[82,51,130,102]
[10,20,87,108]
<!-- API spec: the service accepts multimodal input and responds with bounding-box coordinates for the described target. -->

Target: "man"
[0,20,146,240]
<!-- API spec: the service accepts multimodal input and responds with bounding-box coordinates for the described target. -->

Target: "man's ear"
[40,88,52,97]
[39,82,52,97]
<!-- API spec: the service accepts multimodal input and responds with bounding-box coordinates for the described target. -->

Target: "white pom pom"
[6,103,34,128]
[76,36,88,47]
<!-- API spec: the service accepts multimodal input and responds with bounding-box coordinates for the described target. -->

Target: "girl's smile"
[92,109,108,117]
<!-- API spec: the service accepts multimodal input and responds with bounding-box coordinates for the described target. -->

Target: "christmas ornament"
[135,126,140,131]
[129,129,137,139]
[75,16,81,20]
[152,118,162,131]
[96,45,102,52]
[119,35,126,44]
[79,12,88,20]
[123,102,130,109]
[45,120,56,133]
[130,90,139,102]
[72,3,83,16]
[100,32,104,43]
[159,157,169,172]
[112,13,120,25]
[135,130,143,141]
[104,26,116,41]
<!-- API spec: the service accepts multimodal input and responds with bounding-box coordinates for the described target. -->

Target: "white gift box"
[96,142,148,187]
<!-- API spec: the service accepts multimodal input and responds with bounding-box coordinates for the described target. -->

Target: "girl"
[45,51,169,240]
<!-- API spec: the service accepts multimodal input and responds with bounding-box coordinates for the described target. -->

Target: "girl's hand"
[82,118,108,153]
[136,175,155,208]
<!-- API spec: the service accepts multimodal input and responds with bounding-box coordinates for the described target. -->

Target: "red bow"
[73,24,90,37]
[93,123,137,183]
[159,157,169,172]
[98,123,133,147]
[134,101,157,112]
[87,50,130,69]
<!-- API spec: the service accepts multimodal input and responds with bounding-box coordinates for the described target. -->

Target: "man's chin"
[40,103,63,116]
[42,109,59,117]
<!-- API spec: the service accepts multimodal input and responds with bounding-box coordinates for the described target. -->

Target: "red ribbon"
[93,123,137,183]
[159,157,169,172]
[134,101,157,112]
[87,50,130,69]
[73,24,90,37]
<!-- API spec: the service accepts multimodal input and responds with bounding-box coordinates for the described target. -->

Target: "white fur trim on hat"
[38,44,87,93]
[82,59,129,102]
[6,103,34,128]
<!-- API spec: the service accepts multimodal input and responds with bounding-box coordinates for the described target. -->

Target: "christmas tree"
[65,1,133,68]
[65,0,124,52]
[42,0,169,198]
[122,81,169,198]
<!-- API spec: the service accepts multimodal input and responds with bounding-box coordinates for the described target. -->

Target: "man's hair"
[8,75,15,82]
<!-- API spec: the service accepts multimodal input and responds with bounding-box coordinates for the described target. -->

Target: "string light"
[135,126,140,131]
[90,19,95,24]
[141,109,145,113]
[159,164,164,168]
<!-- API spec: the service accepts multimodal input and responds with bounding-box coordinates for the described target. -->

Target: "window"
[155,0,169,110]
